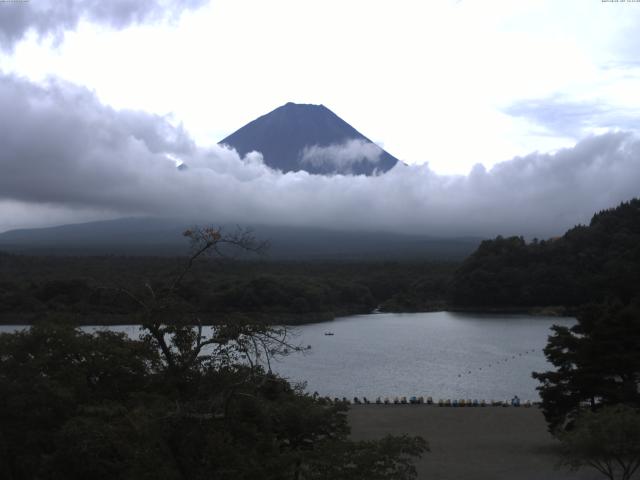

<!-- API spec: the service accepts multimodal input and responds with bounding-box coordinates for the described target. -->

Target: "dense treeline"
[0,254,455,324]
[451,199,640,308]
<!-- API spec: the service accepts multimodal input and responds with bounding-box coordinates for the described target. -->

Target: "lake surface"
[0,312,575,401]
[270,312,575,401]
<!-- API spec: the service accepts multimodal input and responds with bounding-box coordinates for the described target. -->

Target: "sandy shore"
[348,405,602,480]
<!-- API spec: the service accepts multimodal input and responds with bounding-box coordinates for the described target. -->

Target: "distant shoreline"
[446,305,575,317]
[0,305,575,326]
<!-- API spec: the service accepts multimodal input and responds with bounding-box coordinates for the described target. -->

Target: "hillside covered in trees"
[450,198,640,309]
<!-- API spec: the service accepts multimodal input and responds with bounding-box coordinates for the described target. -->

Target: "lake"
[271,311,575,401]
[0,311,575,401]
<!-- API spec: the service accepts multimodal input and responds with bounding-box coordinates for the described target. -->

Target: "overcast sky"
[0,0,639,237]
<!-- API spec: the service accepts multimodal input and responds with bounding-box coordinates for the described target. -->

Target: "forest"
[0,254,454,325]
[450,198,640,310]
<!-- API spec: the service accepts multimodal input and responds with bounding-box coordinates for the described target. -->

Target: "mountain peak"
[282,101,325,109]
[219,103,398,175]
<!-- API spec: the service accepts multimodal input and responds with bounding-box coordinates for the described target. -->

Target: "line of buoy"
[316,396,536,407]
[456,348,539,378]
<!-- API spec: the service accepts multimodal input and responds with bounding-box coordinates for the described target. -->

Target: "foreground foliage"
[0,226,427,479]
[558,405,640,480]
[533,299,640,432]
[0,323,427,480]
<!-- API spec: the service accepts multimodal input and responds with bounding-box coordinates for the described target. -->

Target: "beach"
[348,405,602,480]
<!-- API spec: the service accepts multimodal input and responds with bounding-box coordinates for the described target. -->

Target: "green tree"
[558,405,640,480]
[0,322,161,480]
[533,299,640,432]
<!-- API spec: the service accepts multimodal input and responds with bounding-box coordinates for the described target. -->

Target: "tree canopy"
[451,198,640,308]
[532,299,640,432]
[558,405,640,480]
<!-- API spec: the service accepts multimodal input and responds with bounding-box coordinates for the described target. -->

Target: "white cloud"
[300,140,383,173]
[1,73,639,238]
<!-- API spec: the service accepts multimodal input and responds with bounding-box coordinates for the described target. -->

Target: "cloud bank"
[0,0,207,51]
[1,72,639,238]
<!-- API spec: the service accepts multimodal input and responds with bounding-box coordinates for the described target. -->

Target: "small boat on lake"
[324,332,335,336]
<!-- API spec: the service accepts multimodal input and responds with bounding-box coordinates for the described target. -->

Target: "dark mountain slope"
[219,102,399,175]
[0,217,480,260]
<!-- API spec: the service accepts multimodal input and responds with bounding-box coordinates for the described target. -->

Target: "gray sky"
[0,0,639,237]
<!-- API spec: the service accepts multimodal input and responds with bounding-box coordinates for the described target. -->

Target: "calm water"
[0,312,575,401]
[270,312,575,401]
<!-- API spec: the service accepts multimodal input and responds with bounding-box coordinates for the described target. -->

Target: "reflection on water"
[0,311,575,401]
